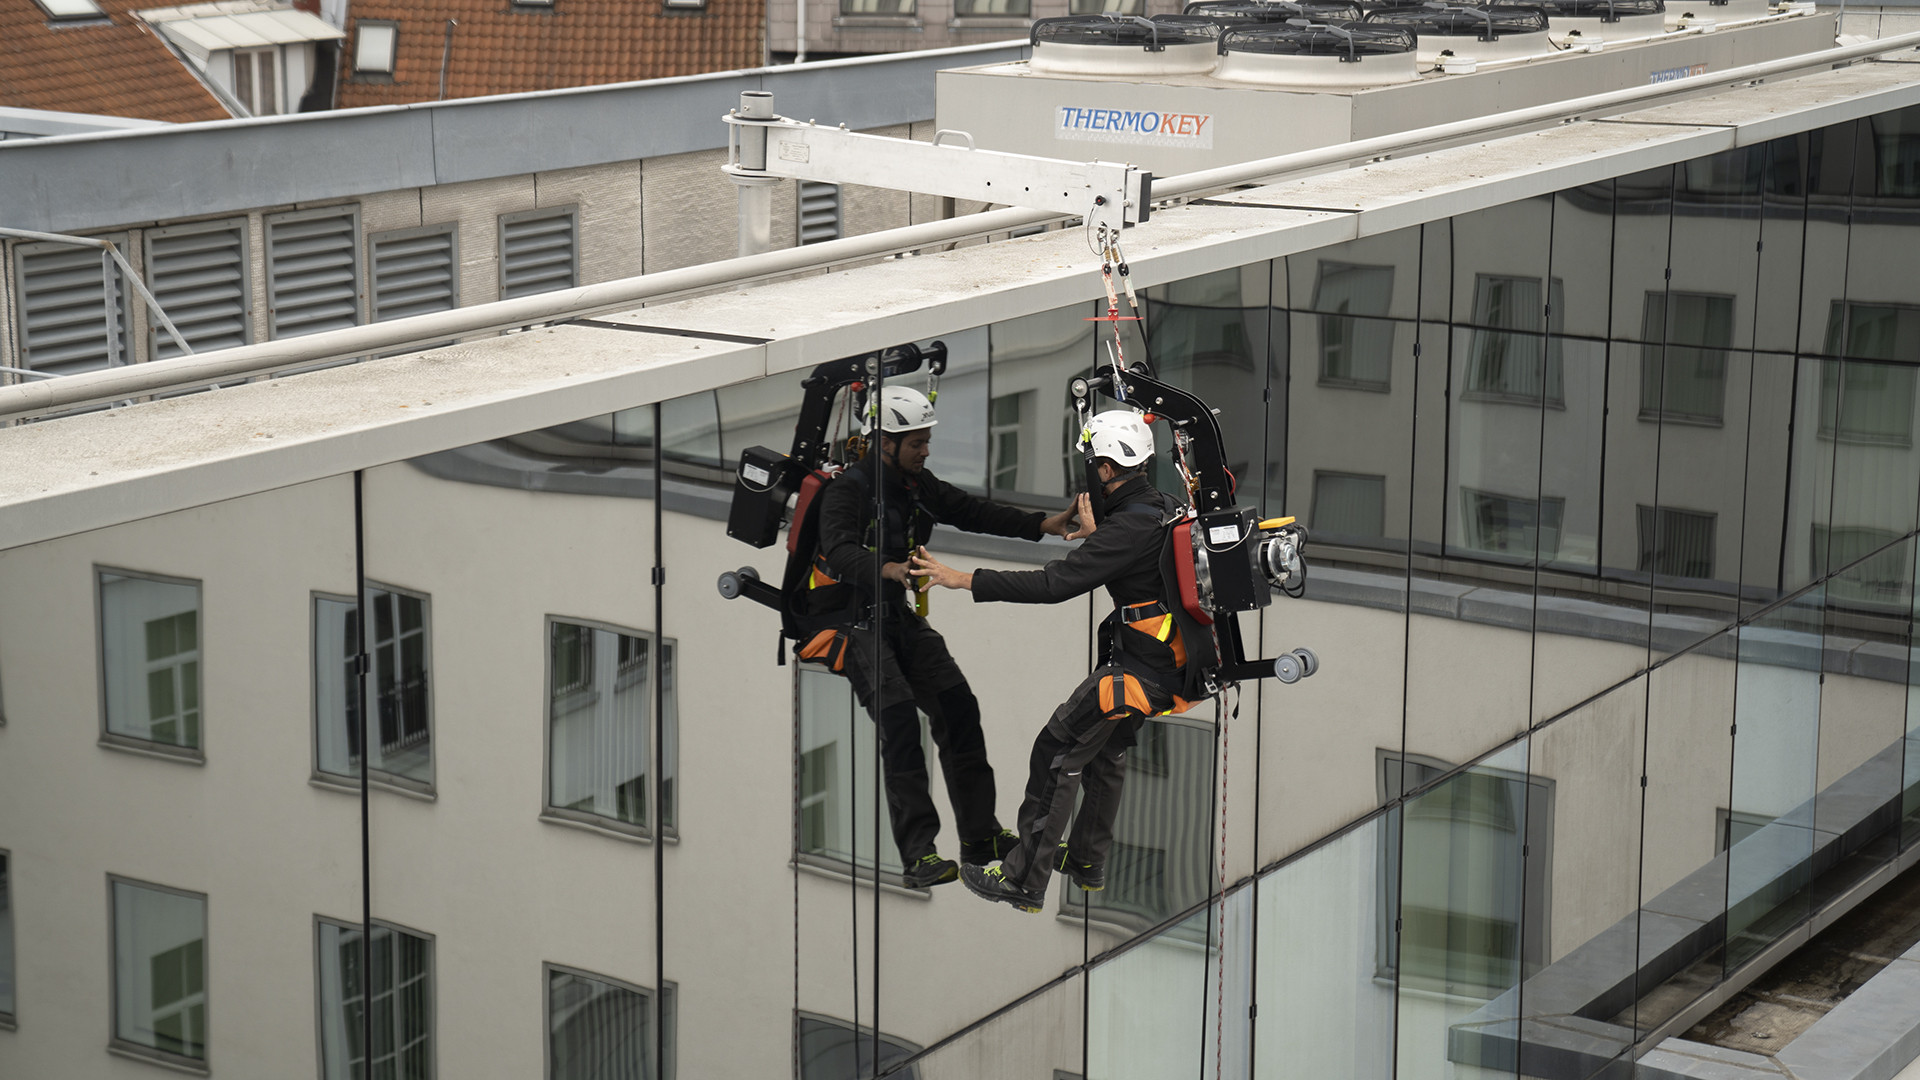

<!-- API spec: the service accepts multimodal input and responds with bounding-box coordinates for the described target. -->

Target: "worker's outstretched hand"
[1042,492,1098,542]
[909,546,972,593]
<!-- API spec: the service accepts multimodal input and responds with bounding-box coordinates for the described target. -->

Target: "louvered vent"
[266,208,361,339]
[500,208,577,300]
[144,220,250,359]
[12,238,130,376]
[799,182,842,246]
[371,225,458,322]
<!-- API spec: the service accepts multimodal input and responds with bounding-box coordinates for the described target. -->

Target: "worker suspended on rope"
[808,385,1093,888]
[910,410,1198,913]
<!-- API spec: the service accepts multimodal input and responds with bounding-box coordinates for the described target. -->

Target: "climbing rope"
[1213,685,1238,1080]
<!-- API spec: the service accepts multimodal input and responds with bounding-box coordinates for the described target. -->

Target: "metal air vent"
[1029,14,1223,74]
[1214,21,1418,84]
[1184,0,1367,24]
[1361,2,1550,58]
[1491,0,1665,36]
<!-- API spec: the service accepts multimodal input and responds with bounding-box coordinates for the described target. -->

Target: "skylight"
[35,0,107,21]
[354,21,397,74]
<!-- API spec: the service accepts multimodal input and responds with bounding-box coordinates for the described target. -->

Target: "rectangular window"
[797,1013,922,1080]
[1811,525,1908,607]
[799,182,842,245]
[1637,505,1716,579]
[546,964,676,1080]
[144,218,251,360]
[11,235,132,376]
[1063,717,1214,929]
[1825,301,1920,363]
[546,619,678,837]
[231,48,280,115]
[839,0,915,13]
[353,21,397,74]
[315,918,433,1080]
[1464,274,1564,405]
[1312,262,1394,390]
[266,207,362,339]
[499,207,578,300]
[1460,489,1563,562]
[99,569,203,757]
[0,850,13,1028]
[989,392,1026,493]
[954,0,1031,13]
[1716,808,1774,854]
[110,876,207,1067]
[1639,292,1733,423]
[1817,353,1918,446]
[1378,753,1551,993]
[1069,0,1143,12]
[313,587,434,790]
[34,0,106,20]
[370,224,458,322]
[796,668,905,877]
[1310,471,1386,542]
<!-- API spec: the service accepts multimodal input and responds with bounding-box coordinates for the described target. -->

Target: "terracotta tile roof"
[334,0,762,109]
[0,0,231,122]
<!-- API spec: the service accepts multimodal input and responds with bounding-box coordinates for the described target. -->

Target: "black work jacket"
[816,454,1045,605]
[973,475,1175,635]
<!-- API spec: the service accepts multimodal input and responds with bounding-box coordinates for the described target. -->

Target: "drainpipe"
[727,90,781,259]
[439,19,457,101]
[796,0,808,64]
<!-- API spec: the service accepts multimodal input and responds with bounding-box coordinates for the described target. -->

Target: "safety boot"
[960,829,1020,866]
[960,863,1045,913]
[1056,844,1106,892]
[902,853,959,888]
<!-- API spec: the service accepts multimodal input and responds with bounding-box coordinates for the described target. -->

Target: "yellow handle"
[915,582,930,618]
[1258,516,1296,530]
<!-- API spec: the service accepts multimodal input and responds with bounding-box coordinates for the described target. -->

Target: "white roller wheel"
[1274,652,1303,684]
[1292,648,1319,679]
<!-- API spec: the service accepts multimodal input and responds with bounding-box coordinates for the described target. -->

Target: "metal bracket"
[724,97,1150,237]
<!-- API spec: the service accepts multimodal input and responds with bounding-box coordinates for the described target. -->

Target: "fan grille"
[1031,13,1223,47]
[1361,3,1550,38]
[1184,0,1368,24]
[1220,21,1417,54]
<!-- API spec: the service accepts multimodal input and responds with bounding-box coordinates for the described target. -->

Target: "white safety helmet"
[1080,410,1155,468]
[873,386,938,434]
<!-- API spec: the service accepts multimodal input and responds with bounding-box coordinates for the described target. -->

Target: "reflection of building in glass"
[11,50,1920,1080]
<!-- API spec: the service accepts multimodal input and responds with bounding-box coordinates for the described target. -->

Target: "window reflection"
[1641,293,1734,423]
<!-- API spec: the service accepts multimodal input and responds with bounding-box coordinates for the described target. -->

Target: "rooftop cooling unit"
[1184,0,1369,25]
[1494,0,1667,40]
[1664,0,1776,25]
[1361,3,1552,59]
[1029,14,1224,75]
[1213,21,1419,84]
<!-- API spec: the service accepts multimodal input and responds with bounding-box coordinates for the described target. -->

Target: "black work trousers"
[841,612,1003,862]
[999,667,1173,894]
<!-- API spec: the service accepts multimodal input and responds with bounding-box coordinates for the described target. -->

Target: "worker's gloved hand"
[909,546,973,593]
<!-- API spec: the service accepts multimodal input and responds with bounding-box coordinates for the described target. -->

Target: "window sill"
[1459,390,1567,411]
[1637,409,1725,428]
[309,772,436,801]
[107,1040,210,1076]
[99,734,203,765]
[948,16,1032,26]
[1318,376,1392,394]
[0,1014,14,1032]
[540,809,678,845]
[832,15,923,27]
[793,855,932,900]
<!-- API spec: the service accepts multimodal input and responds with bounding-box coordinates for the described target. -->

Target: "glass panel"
[1741,353,1797,616]
[1144,264,1272,511]
[1288,225,1422,322]
[1086,908,1208,1079]
[1727,586,1825,971]
[1252,813,1394,1080]
[1452,198,1553,333]
[988,302,1095,505]
[99,570,203,751]
[1065,716,1216,932]
[797,1013,922,1078]
[1393,738,1531,1080]
[1201,883,1255,1080]
[798,668,905,877]
[1611,165,1674,343]
[1753,136,1808,356]
[1633,639,1736,1037]
[902,974,1083,1079]
[1518,679,1643,1072]
[1798,122,1858,357]
[1783,357,1842,594]
[0,851,10,1021]
[316,920,435,1080]
[112,880,208,1062]
[1670,146,1763,353]
[1812,536,1913,908]
[1551,181,1613,341]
